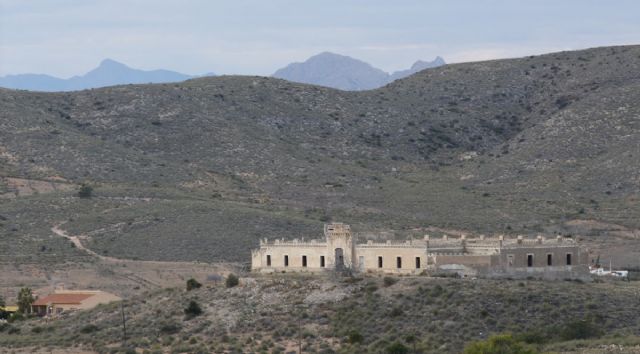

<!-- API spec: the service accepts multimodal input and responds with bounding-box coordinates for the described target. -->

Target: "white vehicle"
[590,259,628,278]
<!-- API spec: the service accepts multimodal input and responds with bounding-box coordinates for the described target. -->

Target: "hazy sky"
[1,0,639,77]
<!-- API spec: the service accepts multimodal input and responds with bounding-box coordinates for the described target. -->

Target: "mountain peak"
[273,52,446,90]
[98,58,128,69]
[273,52,389,91]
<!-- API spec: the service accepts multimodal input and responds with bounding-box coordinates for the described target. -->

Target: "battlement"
[324,223,351,238]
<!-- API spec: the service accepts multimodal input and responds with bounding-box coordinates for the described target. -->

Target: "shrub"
[186,278,202,291]
[347,330,363,344]
[80,324,99,334]
[389,307,403,317]
[78,184,93,198]
[383,277,398,287]
[184,300,203,319]
[31,326,44,333]
[159,322,181,334]
[463,333,538,354]
[386,341,409,354]
[226,274,239,288]
[560,319,602,341]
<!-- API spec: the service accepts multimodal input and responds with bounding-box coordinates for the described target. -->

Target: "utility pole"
[298,310,303,354]
[121,301,127,348]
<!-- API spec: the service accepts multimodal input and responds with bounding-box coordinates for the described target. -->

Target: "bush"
[159,322,181,334]
[560,319,602,341]
[31,326,44,333]
[347,330,363,344]
[463,333,538,354]
[184,300,203,319]
[383,277,398,287]
[386,341,409,354]
[226,274,239,288]
[186,278,202,291]
[78,184,93,198]
[80,324,99,334]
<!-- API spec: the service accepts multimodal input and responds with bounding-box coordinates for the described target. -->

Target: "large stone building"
[251,223,590,280]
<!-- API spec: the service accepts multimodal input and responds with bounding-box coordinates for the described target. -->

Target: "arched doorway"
[335,248,344,270]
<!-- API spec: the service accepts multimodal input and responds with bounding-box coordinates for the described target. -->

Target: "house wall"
[355,245,427,274]
[252,243,329,273]
[486,244,590,280]
[78,291,122,309]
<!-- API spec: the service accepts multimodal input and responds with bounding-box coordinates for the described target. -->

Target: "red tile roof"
[32,293,93,306]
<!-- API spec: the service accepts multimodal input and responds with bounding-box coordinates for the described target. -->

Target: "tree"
[463,333,538,354]
[78,184,93,198]
[17,287,34,314]
[225,273,239,288]
[0,295,6,320]
[186,278,202,291]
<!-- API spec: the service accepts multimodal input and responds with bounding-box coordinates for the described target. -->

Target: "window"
[547,254,552,266]
[566,253,572,265]
[396,257,402,269]
[527,254,533,267]
[378,256,383,268]
[266,255,271,267]
[320,256,325,267]
[507,255,514,266]
[284,255,289,267]
[302,255,307,267]
[415,257,421,269]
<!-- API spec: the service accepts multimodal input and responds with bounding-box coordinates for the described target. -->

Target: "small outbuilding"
[31,290,121,317]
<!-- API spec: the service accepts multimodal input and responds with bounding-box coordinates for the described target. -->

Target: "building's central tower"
[324,223,355,270]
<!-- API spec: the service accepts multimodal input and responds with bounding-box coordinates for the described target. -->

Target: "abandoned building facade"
[251,223,590,280]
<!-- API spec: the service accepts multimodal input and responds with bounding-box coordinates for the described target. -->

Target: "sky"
[1,0,639,77]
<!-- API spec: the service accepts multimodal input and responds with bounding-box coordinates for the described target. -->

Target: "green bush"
[186,278,202,291]
[159,322,181,334]
[184,300,203,319]
[386,341,409,354]
[347,330,363,344]
[31,326,44,333]
[383,277,398,287]
[226,274,239,288]
[78,184,93,198]
[560,319,602,341]
[463,333,538,354]
[80,324,99,334]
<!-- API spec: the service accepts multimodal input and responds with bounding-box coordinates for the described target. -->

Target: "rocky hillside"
[2,276,640,353]
[1,45,639,264]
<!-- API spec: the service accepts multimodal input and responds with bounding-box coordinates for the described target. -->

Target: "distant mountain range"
[0,59,210,92]
[272,52,445,90]
[0,53,444,92]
